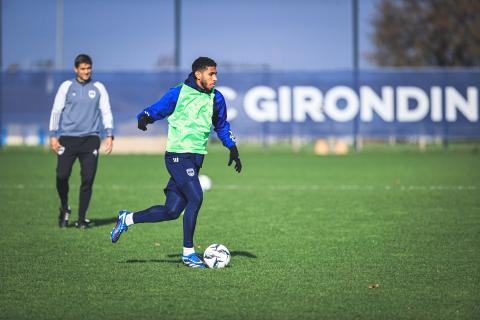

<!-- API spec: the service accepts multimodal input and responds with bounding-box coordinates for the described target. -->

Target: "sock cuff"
[125,213,134,226]
[183,247,195,256]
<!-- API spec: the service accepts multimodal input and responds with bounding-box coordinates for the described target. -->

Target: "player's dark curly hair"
[74,54,93,67]
[192,57,216,73]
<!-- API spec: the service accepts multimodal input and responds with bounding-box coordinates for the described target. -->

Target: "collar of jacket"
[75,77,92,85]
[184,72,212,94]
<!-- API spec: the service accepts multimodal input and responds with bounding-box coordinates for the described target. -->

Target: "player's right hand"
[50,137,63,154]
[137,115,152,131]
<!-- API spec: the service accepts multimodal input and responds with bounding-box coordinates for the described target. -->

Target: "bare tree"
[370,0,480,67]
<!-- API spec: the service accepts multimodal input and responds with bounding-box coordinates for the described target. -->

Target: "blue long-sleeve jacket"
[137,73,236,149]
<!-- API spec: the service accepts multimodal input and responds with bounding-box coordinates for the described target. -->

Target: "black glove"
[138,114,153,131]
[228,146,242,173]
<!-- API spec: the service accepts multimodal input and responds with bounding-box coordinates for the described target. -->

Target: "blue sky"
[2,0,379,71]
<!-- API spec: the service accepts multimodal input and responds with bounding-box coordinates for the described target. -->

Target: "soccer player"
[110,57,242,268]
[49,54,114,229]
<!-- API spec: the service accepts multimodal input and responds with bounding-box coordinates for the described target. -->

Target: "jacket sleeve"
[49,80,72,137]
[137,86,181,121]
[212,90,237,148]
[94,82,114,136]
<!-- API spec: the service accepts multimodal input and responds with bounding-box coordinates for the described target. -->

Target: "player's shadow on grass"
[88,217,118,227]
[166,251,257,259]
[231,251,257,258]
[124,259,179,264]
[124,251,257,265]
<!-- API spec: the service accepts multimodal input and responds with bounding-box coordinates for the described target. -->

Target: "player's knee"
[166,208,183,220]
[189,192,203,207]
[182,181,203,207]
[80,177,95,189]
[166,202,184,220]
[56,171,70,181]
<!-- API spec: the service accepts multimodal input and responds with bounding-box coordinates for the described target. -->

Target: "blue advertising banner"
[1,70,479,140]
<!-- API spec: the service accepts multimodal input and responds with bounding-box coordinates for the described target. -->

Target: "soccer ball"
[203,244,230,269]
[199,174,212,191]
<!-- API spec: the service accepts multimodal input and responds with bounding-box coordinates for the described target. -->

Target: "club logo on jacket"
[88,90,96,99]
[93,149,98,157]
[186,168,195,177]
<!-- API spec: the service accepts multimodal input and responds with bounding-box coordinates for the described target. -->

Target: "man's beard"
[200,79,211,90]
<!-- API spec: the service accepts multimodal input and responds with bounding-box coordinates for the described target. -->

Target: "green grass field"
[0,144,479,320]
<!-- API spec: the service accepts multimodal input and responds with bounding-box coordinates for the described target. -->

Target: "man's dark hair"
[192,57,216,73]
[74,54,93,67]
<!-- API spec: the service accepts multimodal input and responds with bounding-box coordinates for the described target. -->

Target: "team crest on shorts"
[93,149,98,157]
[88,90,96,98]
[186,168,195,177]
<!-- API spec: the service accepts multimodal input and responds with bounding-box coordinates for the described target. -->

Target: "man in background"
[49,54,114,229]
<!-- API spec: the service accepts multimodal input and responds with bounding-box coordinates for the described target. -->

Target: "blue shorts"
[164,152,205,194]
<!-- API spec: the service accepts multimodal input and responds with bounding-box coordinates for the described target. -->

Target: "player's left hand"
[228,146,242,173]
[104,136,113,154]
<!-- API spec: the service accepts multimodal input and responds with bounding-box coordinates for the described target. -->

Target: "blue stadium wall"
[1,70,479,142]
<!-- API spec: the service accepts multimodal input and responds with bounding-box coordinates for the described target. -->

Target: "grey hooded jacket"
[49,78,114,137]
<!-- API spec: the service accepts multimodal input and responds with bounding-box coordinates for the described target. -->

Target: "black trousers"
[56,136,100,221]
